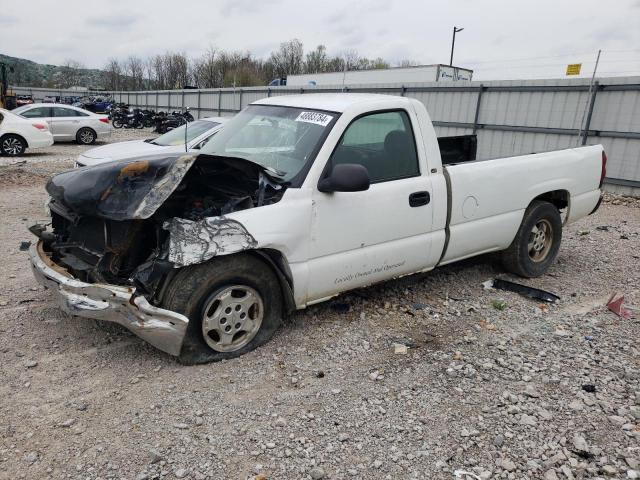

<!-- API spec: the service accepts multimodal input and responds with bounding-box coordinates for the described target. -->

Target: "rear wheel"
[76,127,96,145]
[501,200,562,277]
[0,134,27,156]
[112,119,123,129]
[163,254,283,364]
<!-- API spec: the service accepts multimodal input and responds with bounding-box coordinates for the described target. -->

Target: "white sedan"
[0,108,54,156]
[76,117,228,167]
[12,103,111,145]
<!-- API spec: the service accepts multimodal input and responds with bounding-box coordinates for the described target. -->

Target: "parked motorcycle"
[112,108,145,129]
[153,108,194,133]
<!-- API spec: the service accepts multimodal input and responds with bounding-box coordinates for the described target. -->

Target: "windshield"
[151,120,219,146]
[12,105,28,114]
[200,105,337,183]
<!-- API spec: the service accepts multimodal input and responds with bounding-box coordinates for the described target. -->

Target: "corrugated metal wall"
[12,76,640,195]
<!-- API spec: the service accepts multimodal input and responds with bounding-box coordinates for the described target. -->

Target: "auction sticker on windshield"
[295,111,333,127]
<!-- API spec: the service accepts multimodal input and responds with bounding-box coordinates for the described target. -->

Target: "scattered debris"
[315,371,325,378]
[411,302,429,310]
[578,230,590,236]
[596,225,610,231]
[582,384,597,393]
[454,470,482,480]
[19,241,31,251]
[481,279,494,290]
[491,300,507,311]
[490,278,560,303]
[393,343,408,355]
[606,293,633,319]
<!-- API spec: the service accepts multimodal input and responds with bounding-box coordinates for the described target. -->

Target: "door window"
[53,107,78,117]
[330,110,419,183]
[19,107,51,118]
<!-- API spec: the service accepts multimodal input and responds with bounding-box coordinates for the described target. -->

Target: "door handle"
[409,191,430,207]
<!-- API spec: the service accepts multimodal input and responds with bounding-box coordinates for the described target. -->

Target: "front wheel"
[112,118,123,129]
[162,254,283,364]
[501,200,563,278]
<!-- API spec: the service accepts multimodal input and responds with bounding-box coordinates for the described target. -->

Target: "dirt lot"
[0,131,639,480]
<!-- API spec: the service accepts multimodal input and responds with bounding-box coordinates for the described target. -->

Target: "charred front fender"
[164,216,258,267]
[46,154,197,221]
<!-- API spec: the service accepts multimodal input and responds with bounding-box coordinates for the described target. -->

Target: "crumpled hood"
[47,153,197,221]
[46,153,275,221]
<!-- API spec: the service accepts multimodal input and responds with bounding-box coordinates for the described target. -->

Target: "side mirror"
[318,163,370,193]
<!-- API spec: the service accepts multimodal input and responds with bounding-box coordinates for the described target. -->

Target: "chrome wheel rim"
[528,219,553,262]
[201,285,263,352]
[79,130,94,144]
[2,138,23,155]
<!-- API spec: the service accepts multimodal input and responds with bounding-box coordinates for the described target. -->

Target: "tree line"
[101,39,416,90]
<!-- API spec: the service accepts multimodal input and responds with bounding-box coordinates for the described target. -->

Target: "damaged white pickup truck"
[28,94,606,363]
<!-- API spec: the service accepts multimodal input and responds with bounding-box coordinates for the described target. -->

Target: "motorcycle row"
[108,104,195,133]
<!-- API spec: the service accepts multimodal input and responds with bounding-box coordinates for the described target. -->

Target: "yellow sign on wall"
[566,64,582,75]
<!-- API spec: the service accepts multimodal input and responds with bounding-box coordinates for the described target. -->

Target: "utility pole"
[449,26,464,66]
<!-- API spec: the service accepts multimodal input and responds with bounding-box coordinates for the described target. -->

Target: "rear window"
[19,107,51,118]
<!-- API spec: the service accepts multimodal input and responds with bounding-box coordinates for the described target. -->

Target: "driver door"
[306,109,435,303]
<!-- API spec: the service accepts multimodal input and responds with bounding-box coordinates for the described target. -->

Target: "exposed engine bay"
[32,154,285,301]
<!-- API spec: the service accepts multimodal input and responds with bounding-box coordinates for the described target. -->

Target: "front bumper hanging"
[28,241,189,356]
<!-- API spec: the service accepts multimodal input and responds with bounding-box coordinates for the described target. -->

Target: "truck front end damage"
[28,153,286,355]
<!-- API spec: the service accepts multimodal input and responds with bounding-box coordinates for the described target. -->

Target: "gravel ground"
[0,134,639,480]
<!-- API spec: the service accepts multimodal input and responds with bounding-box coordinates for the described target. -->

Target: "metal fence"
[12,77,640,195]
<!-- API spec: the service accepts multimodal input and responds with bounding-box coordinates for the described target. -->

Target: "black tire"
[112,119,123,129]
[501,200,562,278]
[0,134,27,156]
[163,254,283,364]
[76,127,96,145]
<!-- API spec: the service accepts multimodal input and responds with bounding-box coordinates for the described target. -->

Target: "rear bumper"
[29,135,54,149]
[96,128,112,139]
[29,241,188,356]
[589,193,604,215]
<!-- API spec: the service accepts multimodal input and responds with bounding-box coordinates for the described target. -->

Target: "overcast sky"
[1,0,639,80]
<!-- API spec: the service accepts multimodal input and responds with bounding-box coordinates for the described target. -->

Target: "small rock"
[174,468,189,478]
[147,449,163,464]
[572,434,589,454]
[494,434,504,447]
[24,360,38,368]
[520,414,537,426]
[173,423,189,430]
[60,418,75,428]
[338,432,350,442]
[274,417,287,427]
[524,384,540,398]
[544,470,559,480]
[501,458,516,471]
[194,417,203,426]
[24,452,38,464]
[309,467,326,479]
[601,465,617,476]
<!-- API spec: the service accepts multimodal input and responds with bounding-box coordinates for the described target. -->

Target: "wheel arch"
[248,248,296,315]
[531,189,569,210]
[530,189,570,225]
[76,126,97,141]
[1,132,29,148]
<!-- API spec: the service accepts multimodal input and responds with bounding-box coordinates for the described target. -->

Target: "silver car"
[12,103,112,145]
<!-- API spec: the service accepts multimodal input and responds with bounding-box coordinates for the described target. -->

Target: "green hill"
[0,53,105,89]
